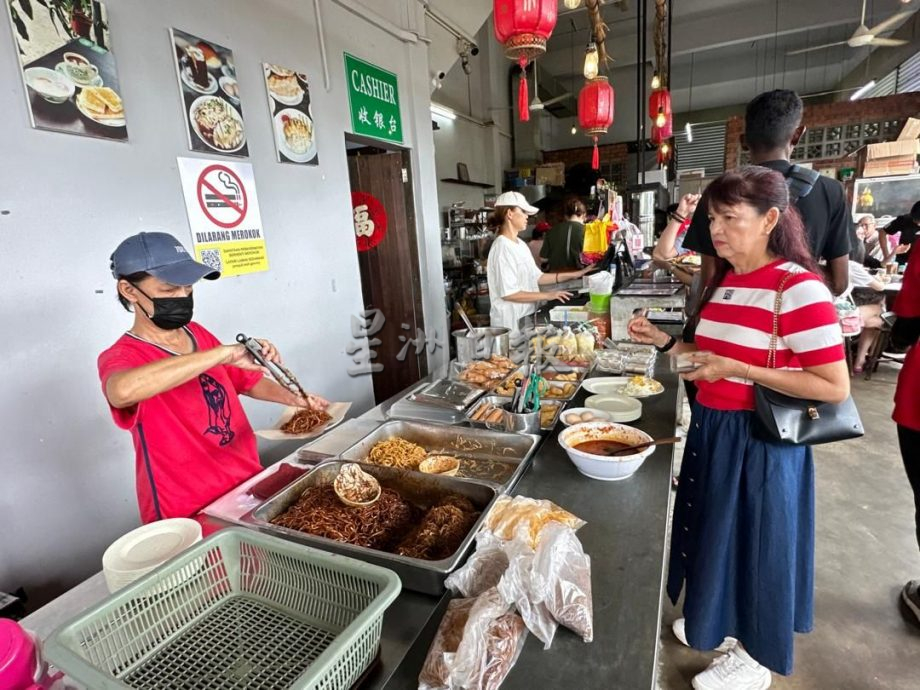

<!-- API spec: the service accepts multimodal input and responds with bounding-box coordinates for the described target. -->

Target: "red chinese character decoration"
[351,191,388,252]
[578,76,615,170]
[493,0,558,122]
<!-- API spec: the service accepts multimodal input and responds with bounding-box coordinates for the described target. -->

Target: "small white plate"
[181,66,218,95]
[103,518,201,576]
[585,394,642,422]
[189,96,246,152]
[582,377,629,395]
[560,407,612,426]
[274,108,316,162]
[218,75,240,103]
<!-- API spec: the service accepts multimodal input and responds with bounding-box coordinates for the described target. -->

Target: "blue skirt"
[668,403,815,675]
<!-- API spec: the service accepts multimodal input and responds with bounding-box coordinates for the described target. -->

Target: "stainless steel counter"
[22,360,680,690]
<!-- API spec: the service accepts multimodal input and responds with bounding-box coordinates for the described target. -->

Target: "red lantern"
[657,141,672,166]
[650,118,672,145]
[578,76,615,170]
[648,88,672,118]
[494,0,558,122]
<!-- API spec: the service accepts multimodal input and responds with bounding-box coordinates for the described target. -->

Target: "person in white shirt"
[486,192,593,331]
[847,243,886,373]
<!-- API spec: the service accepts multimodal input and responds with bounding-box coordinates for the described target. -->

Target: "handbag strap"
[767,271,796,370]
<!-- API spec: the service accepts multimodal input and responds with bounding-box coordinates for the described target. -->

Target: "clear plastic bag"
[497,536,558,649]
[531,522,594,643]
[484,496,586,549]
[445,532,509,598]
[418,588,528,690]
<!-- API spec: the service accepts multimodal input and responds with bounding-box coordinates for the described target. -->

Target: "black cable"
[636,0,641,186]
[640,0,647,184]
[667,0,673,88]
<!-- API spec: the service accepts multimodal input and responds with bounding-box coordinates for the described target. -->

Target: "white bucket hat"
[494,191,539,215]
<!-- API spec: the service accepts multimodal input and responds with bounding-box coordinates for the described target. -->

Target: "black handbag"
[753,272,864,445]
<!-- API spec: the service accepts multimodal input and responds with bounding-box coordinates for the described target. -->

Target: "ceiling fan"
[786,0,911,56]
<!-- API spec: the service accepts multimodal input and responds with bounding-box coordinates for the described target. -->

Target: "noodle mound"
[367,438,427,469]
[271,487,479,560]
[271,486,416,550]
[281,408,332,435]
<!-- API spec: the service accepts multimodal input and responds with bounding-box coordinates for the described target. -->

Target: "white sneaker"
[672,618,738,653]
[692,646,772,690]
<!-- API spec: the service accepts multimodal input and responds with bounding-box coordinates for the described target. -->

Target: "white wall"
[432,21,513,211]
[0,0,447,605]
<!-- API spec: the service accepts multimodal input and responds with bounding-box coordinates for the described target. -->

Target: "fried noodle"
[366,438,427,469]
[281,408,332,435]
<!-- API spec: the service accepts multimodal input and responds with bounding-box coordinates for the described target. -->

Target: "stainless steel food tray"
[466,395,563,432]
[491,366,583,401]
[241,461,499,594]
[409,378,484,411]
[335,420,540,493]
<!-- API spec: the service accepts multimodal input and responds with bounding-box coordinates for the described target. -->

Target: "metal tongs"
[236,333,308,400]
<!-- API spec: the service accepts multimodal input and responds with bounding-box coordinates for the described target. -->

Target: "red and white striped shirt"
[695,259,845,411]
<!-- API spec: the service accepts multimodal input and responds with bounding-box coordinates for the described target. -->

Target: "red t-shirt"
[893,252,920,431]
[695,260,845,411]
[98,322,263,523]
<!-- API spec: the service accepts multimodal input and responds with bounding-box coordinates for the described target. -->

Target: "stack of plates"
[584,393,642,422]
[102,518,202,593]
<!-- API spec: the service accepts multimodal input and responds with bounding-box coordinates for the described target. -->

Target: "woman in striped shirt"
[629,166,849,690]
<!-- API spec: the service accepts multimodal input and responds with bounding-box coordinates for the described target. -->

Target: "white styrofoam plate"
[584,394,642,422]
[582,377,630,395]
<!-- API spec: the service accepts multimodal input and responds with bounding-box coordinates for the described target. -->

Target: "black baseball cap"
[110,232,220,284]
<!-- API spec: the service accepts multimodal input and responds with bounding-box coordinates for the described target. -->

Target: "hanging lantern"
[650,117,672,145]
[657,141,672,166]
[494,0,558,122]
[578,76,614,170]
[648,88,672,119]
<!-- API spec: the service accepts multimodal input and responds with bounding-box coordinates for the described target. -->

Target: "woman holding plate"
[628,167,848,689]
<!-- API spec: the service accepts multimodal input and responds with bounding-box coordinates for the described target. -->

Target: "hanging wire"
[688,52,694,112]
[772,0,779,90]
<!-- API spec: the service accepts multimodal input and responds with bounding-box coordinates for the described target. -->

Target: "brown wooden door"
[347,148,427,403]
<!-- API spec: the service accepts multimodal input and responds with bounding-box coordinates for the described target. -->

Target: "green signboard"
[344,53,403,144]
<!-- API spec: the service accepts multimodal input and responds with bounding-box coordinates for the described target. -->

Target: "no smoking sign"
[196,164,249,229]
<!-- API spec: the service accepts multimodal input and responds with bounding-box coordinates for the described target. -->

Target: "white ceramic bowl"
[560,407,611,426]
[558,422,655,481]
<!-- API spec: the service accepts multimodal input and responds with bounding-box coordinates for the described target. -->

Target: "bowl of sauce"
[558,422,655,481]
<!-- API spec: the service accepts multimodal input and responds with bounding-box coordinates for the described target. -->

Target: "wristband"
[668,211,686,224]
[655,334,677,353]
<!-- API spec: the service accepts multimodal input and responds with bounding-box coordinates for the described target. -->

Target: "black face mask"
[132,284,194,330]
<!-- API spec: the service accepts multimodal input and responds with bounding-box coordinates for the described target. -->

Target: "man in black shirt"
[682,90,851,295]
[879,201,920,266]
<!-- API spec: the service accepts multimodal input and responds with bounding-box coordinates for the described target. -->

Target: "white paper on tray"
[255,401,351,440]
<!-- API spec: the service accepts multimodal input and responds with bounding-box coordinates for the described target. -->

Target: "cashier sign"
[177,157,269,277]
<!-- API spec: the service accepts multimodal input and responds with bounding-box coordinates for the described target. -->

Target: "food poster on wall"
[263,63,318,165]
[177,157,268,277]
[170,28,247,157]
[6,0,127,139]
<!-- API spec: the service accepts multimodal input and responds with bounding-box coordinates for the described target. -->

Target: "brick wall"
[725,92,920,170]
[543,142,630,168]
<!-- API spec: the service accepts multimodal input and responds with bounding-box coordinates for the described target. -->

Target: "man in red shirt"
[98,232,328,523]
[892,247,920,624]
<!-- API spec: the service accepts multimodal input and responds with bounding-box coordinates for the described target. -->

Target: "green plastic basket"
[44,528,401,690]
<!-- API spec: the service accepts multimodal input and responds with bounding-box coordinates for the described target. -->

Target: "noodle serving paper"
[256,401,351,440]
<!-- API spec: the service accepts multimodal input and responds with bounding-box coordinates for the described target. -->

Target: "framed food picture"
[6,0,128,140]
[852,174,920,220]
[170,28,247,157]
[263,63,318,165]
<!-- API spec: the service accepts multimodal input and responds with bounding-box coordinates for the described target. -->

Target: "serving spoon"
[604,435,681,457]
[333,463,381,507]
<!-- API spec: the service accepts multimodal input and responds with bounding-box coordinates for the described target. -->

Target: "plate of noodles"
[256,401,352,440]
